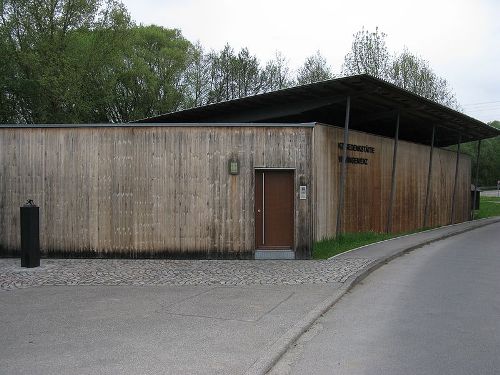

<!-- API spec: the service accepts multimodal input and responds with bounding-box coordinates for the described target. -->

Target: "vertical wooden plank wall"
[0,126,313,258]
[313,124,471,241]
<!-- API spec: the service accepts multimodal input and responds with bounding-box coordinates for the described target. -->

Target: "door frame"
[254,167,296,251]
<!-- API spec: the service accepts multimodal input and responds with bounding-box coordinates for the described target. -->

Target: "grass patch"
[476,196,500,219]
[313,196,500,260]
[313,231,404,259]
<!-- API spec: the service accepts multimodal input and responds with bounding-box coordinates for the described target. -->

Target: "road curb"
[244,217,500,375]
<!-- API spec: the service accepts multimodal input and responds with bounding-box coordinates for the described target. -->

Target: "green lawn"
[475,196,500,219]
[313,231,405,259]
[314,196,500,260]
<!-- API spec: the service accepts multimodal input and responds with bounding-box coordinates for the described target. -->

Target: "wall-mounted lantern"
[228,156,239,175]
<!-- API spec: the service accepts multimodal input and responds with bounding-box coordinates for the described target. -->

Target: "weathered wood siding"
[313,124,471,241]
[0,126,313,258]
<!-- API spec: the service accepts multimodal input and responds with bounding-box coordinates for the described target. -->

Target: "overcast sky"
[120,0,500,123]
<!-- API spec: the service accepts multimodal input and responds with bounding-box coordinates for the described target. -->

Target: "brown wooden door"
[255,170,294,249]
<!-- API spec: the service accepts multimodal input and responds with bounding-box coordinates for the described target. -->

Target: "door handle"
[257,209,261,213]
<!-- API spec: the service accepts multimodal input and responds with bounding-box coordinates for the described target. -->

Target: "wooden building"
[1,75,499,259]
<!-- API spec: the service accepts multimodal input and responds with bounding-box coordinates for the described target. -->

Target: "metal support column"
[336,96,351,236]
[423,125,436,228]
[471,140,481,220]
[450,133,462,224]
[386,111,400,233]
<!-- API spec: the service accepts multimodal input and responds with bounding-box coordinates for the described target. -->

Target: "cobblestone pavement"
[0,257,374,291]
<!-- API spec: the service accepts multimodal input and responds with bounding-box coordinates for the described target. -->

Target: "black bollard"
[20,199,40,268]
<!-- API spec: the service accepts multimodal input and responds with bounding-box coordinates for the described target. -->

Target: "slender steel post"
[386,111,400,233]
[450,133,462,224]
[336,96,351,236]
[471,140,481,220]
[423,125,436,228]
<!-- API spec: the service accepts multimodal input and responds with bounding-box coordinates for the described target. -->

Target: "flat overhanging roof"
[134,74,500,147]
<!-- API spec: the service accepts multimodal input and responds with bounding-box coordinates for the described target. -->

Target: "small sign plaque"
[299,185,307,200]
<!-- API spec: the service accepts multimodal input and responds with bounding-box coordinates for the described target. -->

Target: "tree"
[261,51,293,91]
[460,121,500,186]
[342,27,459,109]
[0,0,131,123]
[0,0,193,123]
[342,27,390,79]
[205,44,235,103]
[233,47,262,98]
[54,2,133,123]
[296,51,333,85]
[203,44,265,103]
[182,48,293,107]
[182,42,212,108]
[105,25,192,123]
[390,49,458,108]
[0,24,17,122]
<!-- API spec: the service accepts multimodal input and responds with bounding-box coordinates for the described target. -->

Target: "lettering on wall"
[337,142,375,166]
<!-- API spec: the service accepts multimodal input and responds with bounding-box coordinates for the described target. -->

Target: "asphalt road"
[275,221,500,375]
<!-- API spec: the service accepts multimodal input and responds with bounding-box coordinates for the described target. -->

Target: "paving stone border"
[0,257,374,291]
